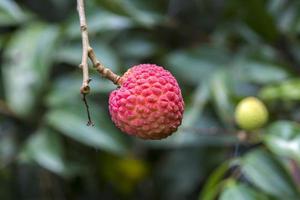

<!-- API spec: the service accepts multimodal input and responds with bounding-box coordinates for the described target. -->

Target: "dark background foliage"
[1,0,300,199]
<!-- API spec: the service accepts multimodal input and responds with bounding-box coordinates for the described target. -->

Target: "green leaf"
[227,0,279,42]
[45,73,115,107]
[278,79,300,100]
[266,121,300,141]
[0,132,17,167]
[2,23,60,118]
[265,121,300,165]
[165,47,229,85]
[268,1,300,35]
[143,132,237,148]
[116,35,159,59]
[182,80,210,127]
[199,160,231,200]
[241,149,299,199]
[220,180,269,200]
[95,0,137,16]
[46,109,128,155]
[19,128,74,176]
[0,0,26,26]
[260,79,300,101]
[259,85,281,101]
[232,61,288,85]
[211,70,234,128]
[95,0,163,27]
[65,10,134,39]
[56,42,119,71]
[156,148,226,199]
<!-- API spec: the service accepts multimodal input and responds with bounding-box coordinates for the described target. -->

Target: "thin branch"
[77,0,121,88]
[82,93,94,126]
[77,0,90,94]
[76,0,121,125]
[88,47,121,85]
[181,127,236,136]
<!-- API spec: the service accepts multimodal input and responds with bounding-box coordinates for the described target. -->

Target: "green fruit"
[235,97,268,131]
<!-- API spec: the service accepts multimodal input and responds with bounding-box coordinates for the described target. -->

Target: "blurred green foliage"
[1,0,300,199]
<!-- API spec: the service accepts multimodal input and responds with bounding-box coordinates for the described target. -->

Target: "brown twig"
[88,47,121,85]
[82,93,94,126]
[181,127,232,135]
[76,0,121,125]
[77,0,121,87]
[77,0,90,94]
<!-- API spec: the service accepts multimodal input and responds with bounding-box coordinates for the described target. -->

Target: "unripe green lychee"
[109,64,184,140]
[235,97,268,131]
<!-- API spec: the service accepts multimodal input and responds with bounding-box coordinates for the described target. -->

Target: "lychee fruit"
[109,64,184,139]
[235,97,268,131]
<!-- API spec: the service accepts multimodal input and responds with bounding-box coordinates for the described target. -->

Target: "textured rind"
[109,64,184,139]
[235,97,268,131]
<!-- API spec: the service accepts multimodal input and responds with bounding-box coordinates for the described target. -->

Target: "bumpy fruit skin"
[235,97,268,131]
[109,64,184,139]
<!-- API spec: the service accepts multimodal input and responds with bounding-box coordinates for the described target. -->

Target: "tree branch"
[88,47,121,85]
[77,0,90,94]
[76,0,121,125]
[77,0,121,87]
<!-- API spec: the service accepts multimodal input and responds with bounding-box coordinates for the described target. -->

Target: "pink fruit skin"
[109,64,184,140]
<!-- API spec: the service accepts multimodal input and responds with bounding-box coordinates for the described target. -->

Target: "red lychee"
[108,64,184,140]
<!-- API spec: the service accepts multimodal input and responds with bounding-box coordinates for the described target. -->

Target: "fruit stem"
[77,0,121,125]
[88,47,121,85]
[77,0,120,89]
